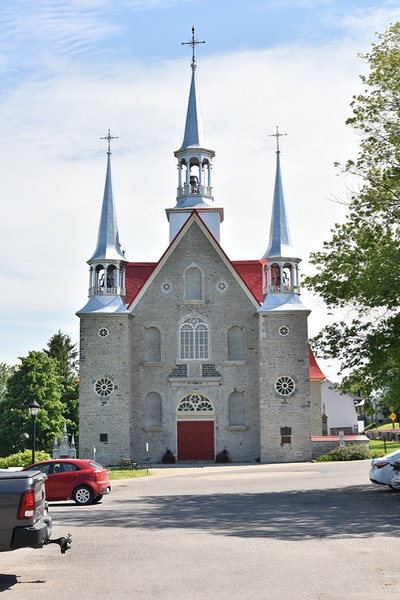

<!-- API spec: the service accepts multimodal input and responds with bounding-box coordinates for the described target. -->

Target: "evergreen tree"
[304,23,400,409]
[44,331,79,439]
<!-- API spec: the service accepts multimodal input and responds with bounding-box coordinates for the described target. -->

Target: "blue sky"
[0,0,398,380]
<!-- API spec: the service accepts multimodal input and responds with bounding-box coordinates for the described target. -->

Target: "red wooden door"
[177,421,214,461]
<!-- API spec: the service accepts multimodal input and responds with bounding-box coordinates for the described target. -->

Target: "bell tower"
[258,128,312,463]
[166,27,223,242]
[78,130,128,315]
[77,131,132,465]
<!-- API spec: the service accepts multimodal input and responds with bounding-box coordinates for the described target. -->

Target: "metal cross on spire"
[182,26,205,68]
[100,129,118,154]
[269,126,287,152]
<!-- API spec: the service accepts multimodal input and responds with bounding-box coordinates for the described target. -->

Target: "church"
[77,30,326,466]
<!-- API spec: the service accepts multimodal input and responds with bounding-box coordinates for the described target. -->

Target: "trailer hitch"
[45,533,72,554]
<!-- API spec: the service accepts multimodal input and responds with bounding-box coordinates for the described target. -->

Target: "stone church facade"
[77,36,323,466]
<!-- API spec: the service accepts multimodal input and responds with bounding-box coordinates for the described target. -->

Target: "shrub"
[316,444,370,462]
[0,450,51,469]
[215,448,230,463]
[161,448,176,464]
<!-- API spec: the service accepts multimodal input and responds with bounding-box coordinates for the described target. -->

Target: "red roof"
[124,258,324,380]
[125,260,263,306]
[125,262,157,305]
[231,260,263,304]
[308,347,326,380]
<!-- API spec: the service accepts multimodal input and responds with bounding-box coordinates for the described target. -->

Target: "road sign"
[390,413,397,421]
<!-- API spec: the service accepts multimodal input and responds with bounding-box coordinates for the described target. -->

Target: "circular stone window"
[279,326,289,336]
[275,376,295,397]
[217,280,228,294]
[161,281,172,294]
[94,377,114,397]
[98,327,109,338]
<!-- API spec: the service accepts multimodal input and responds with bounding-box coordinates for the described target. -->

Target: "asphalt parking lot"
[1,460,400,600]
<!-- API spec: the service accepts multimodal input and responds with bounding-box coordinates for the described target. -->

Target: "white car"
[369,449,400,487]
[391,461,400,489]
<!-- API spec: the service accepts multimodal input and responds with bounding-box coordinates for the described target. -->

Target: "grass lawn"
[374,422,400,430]
[108,468,150,480]
[369,439,400,456]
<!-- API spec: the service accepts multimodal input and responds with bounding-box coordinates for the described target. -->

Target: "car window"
[88,461,104,469]
[52,463,66,474]
[35,462,51,474]
[62,463,79,472]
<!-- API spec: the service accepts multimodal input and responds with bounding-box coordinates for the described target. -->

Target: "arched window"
[145,392,162,427]
[185,266,203,300]
[177,393,213,413]
[144,327,161,362]
[180,317,209,360]
[95,265,105,288]
[270,263,281,287]
[229,392,246,426]
[283,263,292,288]
[228,326,245,361]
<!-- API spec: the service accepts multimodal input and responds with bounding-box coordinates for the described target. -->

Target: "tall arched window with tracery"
[180,316,209,360]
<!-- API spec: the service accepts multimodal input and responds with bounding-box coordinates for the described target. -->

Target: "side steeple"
[259,128,304,313]
[77,130,128,315]
[166,27,223,242]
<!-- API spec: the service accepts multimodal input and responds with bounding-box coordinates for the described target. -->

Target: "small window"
[177,394,213,412]
[229,392,246,426]
[94,377,114,397]
[185,266,203,300]
[281,427,292,444]
[275,376,295,397]
[228,326,245,360]
[145,392,162,427]
[100,433,108,443]
[144,327,161,362]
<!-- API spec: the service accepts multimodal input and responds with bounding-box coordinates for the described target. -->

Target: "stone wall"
[311,435,370,459]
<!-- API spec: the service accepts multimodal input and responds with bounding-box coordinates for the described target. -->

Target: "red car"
[23,459,111,506]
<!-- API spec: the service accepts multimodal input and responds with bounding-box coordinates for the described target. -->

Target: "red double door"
[177,421,215,461]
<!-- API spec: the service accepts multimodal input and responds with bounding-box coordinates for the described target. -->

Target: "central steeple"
[166,27,223,242]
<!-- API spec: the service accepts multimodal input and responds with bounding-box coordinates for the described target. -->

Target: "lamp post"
[28,400,40,464]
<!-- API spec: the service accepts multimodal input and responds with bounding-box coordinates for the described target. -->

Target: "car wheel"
[92,495,103,504]
[73,485,94,505]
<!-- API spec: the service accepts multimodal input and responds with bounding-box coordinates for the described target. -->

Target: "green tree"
[44,331,79,439]
[0,351,65,457]
[304,23,400,409]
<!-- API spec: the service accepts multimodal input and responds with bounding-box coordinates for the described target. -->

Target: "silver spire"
[180,26,206,149]
[261,129,296,260]
[89,131,125,262]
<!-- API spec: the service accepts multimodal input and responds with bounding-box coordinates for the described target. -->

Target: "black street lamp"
[28,400,40,464]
